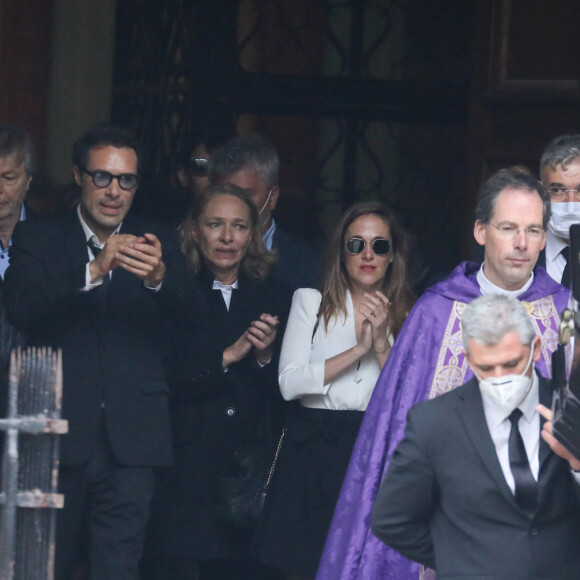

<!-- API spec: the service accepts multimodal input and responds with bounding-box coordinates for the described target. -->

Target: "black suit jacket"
[3,210,178,467]
[371,376,580,580]
[0,205,38,431]
[148,266,292,559]
[270,227,321,292]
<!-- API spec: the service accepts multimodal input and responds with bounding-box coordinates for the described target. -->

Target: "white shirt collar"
[212,279,239,291]
[477,262,533,298]
[76,204,122,247]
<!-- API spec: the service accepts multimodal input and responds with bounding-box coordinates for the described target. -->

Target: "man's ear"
[269,186,280,212]
[24,174,32,195]
[72,166,82,187]
[532,336,542,363]
[473,220,486,247]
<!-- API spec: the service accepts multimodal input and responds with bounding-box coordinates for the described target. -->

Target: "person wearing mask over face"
[539,134,580,287]
[143,183,292,580]
[317,168,570,580]
[257,202,415,580]
[208,134,320,292]
[371,294,580,579]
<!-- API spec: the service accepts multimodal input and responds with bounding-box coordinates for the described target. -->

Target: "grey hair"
[0,125,36,175]
[461,294,535,355]
[207,134,279,190]
[474,167,550,229]
[540,134,580,177]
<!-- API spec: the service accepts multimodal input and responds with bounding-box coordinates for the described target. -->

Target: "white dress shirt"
[278,288,391,411]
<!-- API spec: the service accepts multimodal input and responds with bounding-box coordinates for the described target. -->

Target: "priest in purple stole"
[317,168,570,580]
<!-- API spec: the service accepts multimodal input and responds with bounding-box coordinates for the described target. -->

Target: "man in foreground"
[371,294,580,579]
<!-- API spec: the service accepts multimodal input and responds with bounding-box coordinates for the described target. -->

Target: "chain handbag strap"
[263,428,286,491]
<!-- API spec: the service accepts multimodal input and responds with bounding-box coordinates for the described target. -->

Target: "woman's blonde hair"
[320,201,415,338]
[179,183,277,281]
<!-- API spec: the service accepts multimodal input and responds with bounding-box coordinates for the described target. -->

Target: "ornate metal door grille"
[113,0,474,274]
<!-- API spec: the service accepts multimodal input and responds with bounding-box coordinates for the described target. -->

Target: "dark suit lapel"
[227,276,256,343]
[63,211,92,270]
[538,375,554,468]
[456,379,518,505]
[537,376,560,507]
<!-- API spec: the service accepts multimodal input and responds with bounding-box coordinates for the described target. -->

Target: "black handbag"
[216,425,285,530]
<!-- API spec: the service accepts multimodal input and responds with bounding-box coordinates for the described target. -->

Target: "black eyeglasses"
[345,237,393,256]
[81,168,139,191]
[190,157,208,177]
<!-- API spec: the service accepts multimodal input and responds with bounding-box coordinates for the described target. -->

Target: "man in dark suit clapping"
[4,124,180,580]
[371,293,580,580]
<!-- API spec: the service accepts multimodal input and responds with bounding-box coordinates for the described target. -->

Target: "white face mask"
[476,343,535,415]
[548,202,580,239]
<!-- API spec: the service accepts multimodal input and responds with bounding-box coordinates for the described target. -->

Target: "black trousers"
[55,419,154,580]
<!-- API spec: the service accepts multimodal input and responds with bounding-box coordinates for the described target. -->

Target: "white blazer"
[278,288,388,411]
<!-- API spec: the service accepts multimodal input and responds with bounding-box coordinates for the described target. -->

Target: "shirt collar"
[477,262,534,297]
[76,204,122,247]
[262,218,276,251]
[212,279,239,291]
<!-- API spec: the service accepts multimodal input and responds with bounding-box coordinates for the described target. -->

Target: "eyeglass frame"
[546,185,580,201]
[80,167,139,191]
[344,236,393,256]
[488,222,545,240]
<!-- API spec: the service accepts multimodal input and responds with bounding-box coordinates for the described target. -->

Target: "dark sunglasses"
[190,157,208,177]
[81,168,139,191]
[345,237,393,256]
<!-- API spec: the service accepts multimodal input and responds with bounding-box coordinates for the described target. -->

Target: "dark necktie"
[560,247,571,288]
[87,240,110,304]
[508,408,537,512]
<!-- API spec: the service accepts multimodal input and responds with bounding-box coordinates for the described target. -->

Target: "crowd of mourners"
[1,122,580,580]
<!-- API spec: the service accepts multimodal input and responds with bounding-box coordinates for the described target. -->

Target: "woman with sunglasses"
[257,201,415,580]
